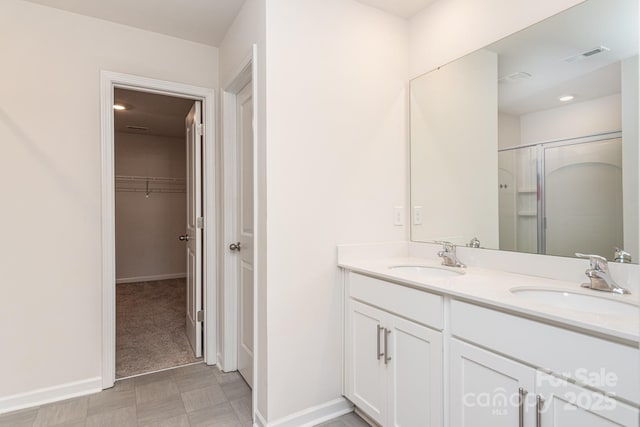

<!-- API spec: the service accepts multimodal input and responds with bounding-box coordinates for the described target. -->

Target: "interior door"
[235,82,255,387]
[184,101,203,358]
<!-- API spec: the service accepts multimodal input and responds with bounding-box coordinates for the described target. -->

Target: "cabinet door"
[537,372,639,427]
[450,339,536,427]
[387,314,443,427]
[347,300,387,425]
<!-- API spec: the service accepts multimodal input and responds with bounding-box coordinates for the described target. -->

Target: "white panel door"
[387,315,443,427]
[236,82,254,387]
[537,372,639,427]
[450,339,535,427]
[185,101,203,358]
[347,300,387,426]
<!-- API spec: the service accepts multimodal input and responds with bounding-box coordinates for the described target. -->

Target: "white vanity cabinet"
[345,273,443,426]
[342,269,640,427]
[450,300,640,427]
[450,338,536,427]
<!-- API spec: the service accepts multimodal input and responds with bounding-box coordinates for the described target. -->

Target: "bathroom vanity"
[339,243,640,427]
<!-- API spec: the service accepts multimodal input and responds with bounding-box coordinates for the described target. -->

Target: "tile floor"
[0,364,370,427]
[117,279,200,378]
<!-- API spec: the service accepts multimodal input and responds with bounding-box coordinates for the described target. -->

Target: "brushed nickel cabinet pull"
[536,395,544,427]
[519,387,528,427]
[384,328,391,365]
[376,325,383,360]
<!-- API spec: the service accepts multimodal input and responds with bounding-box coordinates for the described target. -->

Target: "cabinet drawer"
[451,299,640,403]
[349,272,443,330]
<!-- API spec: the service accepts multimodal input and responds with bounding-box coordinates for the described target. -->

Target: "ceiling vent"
[563,46,610,63]
[126,125,149,131]
[498,71,532,84]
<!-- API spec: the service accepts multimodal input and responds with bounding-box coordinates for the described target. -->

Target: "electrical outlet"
[413,206,423,225]
[394,206,404,226]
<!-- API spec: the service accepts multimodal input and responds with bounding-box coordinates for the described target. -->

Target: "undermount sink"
[510,287,640,316]
[388,265,464,278]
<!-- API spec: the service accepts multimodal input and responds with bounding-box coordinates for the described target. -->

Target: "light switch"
[413,206,423,225]
[394,206,404,226]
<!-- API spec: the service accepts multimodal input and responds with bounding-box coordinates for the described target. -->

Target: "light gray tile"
[138,413,190,427]
[220,380,251,401]
[33,397,88,427]
[188,401,241,427]
[174,370,218,393]
[87,385,136,416]
[181,384,227,413]
[213,370,242,385]
[136,395,186,425]
[85,406,136,427]
[316,412,371,427]
[171,363,211,378]
[0,406,39,427]
[133,370,175,387]
[135,379,179,405]
[230,395,252,425]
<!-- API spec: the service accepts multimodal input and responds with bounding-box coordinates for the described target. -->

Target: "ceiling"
[114,89,195,138]
[490,0,637,115]
[22,0,246,46]
[23,0,439,45]
[354,0,437,18]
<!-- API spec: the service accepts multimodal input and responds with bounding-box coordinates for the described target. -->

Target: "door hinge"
[196,217,204,229]
[197,310,204,322]
[197,123,204,137]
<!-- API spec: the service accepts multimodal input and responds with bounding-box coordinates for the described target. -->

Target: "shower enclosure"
[498,131,623,258]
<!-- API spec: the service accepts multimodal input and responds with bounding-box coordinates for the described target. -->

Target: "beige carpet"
[116,278,201,378]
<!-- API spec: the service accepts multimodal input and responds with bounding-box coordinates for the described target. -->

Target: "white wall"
[409,0,585,79]
[264,0,408,420]
[0,0,217,403]
[411,49,499,247]
[498,112,521,150]
[115,133,186,282]
[218,0,268,418]
[519,94,622,145]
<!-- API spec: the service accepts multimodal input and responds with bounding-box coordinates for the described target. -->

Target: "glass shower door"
[544,138,623,258]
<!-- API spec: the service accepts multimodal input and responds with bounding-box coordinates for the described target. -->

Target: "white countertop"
[339,256,640,344]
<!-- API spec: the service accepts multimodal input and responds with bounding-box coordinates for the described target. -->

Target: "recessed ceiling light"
[559,95,575,102]
[113,104,126,110]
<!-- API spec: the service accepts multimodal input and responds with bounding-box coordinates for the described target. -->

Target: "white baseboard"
[0,377,102,415]
[116,273,186,284]
[260,398,353,427]
[254,410,268,427]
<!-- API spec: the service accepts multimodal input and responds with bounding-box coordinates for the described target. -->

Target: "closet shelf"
[115,175,186,194]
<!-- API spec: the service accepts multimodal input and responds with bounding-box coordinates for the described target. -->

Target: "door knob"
[178,235,190,242]
[229,242,241,251]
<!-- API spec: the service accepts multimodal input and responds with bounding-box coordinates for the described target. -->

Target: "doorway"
[101,72,216,389]
[113,88,201,378]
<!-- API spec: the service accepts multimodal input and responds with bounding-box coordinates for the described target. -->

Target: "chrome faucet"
[575,253,630,295]
[614,247,632,263]
[438,242,466,268]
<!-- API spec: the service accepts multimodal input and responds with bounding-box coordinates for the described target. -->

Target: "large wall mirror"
[410,0,639,263]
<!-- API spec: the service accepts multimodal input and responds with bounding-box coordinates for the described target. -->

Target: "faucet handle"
[436,241,455,252]
[614,247,632,263]
[575,253,609,271]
